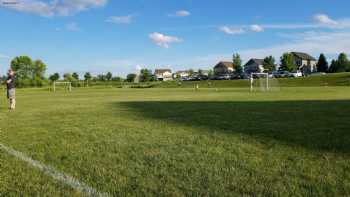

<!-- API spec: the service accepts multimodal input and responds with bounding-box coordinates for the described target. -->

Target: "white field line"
[0,143,108,197]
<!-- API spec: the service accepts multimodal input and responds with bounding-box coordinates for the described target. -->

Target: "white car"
[290,71,303,78]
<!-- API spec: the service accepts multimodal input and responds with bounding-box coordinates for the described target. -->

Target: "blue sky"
[1,0,350,77]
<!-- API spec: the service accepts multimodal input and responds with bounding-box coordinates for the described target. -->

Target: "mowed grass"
[0,87,350,196]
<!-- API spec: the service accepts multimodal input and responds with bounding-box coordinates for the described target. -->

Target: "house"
[214,61,234,75]
[291,52,317,75]
[244,59,265,74]
[200,70,210,76]
[176,70,191,78]
[154,69,173,81]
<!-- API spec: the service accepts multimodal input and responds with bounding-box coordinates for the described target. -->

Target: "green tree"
[233,53,243,74]
[72,72,79,80]
[106,72,113,81]
[112,76,123,82]
[328,53,350,73]
[208,69,214,78]
[11,56,33,79]
[10,56,48,87]
[63,73,74,82]
[316,54,329,72]
[280,53,297,72]
[32,60,47,79]
[337,53,349,72]
[97,74,106,81]
[49,73,60,81]
[84,72,92,81]
[328,60,338,73]
[126,73,137,82]
[263,56,276,73]
[140,69,154,82]
[198,69,204,76]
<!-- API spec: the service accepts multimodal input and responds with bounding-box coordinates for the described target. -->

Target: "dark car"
[273,71,290,78]
[180,77,190,81]
[199,75,209,80]
[230,73,248,80]
[188,76,201,81]
[212,74,231,80]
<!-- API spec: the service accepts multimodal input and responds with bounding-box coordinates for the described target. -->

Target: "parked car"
[273,71,290,78]
[212,74,231,80]
[230,73,247,80]
[180,77,190,81]
[199,75,209,80]
[188,76,201,81]
[289,71,303,78]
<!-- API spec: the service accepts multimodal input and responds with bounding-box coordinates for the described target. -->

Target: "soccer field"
[0,87,349,196]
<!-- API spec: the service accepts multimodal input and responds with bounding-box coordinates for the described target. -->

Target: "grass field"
[0,87,350,196]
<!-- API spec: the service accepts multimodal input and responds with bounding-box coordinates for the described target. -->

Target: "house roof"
[215,61,234,69]
[291,52,316,61]
[244,58,264,66]
[154,69,172,75]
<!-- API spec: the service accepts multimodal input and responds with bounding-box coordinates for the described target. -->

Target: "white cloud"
[149,32,182,48]
[219,26,245,35]
[313,14,338,26]
[250,24,264,32]
[168,10,190,17]
[65,22,80,31]
[0,0,108,16]
[106,15,133,24]
[174,10,190,17]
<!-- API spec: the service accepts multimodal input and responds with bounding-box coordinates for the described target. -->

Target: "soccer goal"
[53,82,72,92]
[250,73,269,92]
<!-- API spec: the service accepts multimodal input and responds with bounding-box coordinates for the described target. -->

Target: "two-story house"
[291,52,317,75]
[244,59,265,74]
[214,61,235,75]
[154,69,173,81]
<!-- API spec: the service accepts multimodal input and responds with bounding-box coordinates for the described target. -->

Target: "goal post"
[250,73,269,92]
[53,81,72,92]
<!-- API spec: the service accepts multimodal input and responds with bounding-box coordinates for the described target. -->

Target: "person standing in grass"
[6,69,16,110]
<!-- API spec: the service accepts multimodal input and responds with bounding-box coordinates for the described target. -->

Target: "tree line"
[49,72,123,83]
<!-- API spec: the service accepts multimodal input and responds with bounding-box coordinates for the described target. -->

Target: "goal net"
[53,82,72,92]
[250,73,269,92]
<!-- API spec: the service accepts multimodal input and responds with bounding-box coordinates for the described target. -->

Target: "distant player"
[6,69,16,110]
